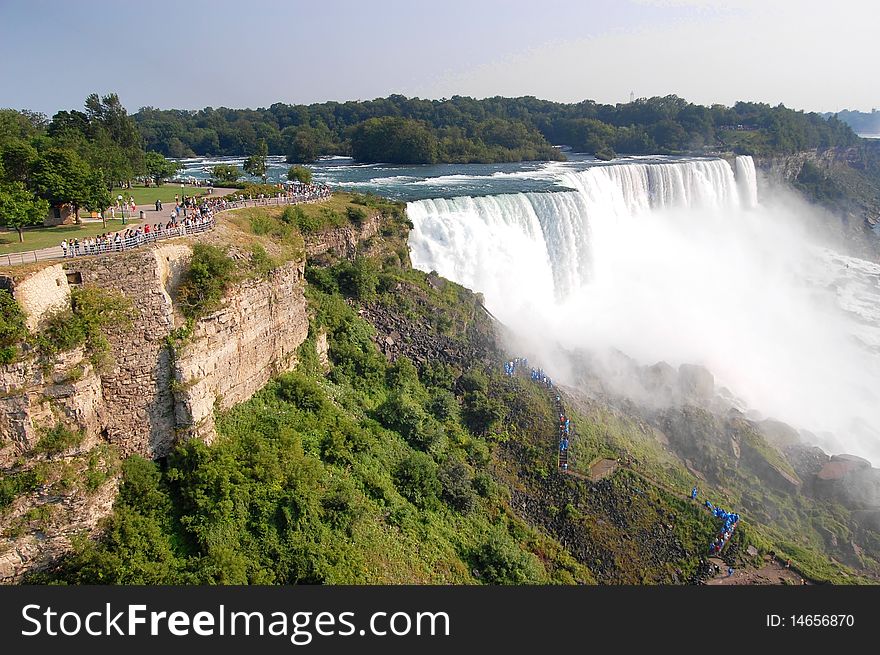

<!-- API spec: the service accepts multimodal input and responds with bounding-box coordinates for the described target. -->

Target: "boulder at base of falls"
[813,454,880,509]
[732,419,802,494]
[678,364,714,405]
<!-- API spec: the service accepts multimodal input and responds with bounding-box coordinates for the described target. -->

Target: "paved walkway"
[2,187,238,266]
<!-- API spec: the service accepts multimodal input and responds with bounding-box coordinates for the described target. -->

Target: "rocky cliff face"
[751,145,880,259]
[0,241,309,582]
[752,147,865,183]
[173,259,308,442]
[304,211,383,260]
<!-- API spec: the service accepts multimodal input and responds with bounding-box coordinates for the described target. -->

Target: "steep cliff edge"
[750,143,880,259]
[0,198,395,582]
[0,242,307,581]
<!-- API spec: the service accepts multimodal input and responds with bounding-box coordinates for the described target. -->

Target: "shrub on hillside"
[36,286,133,365]
[393,451,440,509]
[176,244,236,319]
[472,531,543,584]
[0,289,27,364]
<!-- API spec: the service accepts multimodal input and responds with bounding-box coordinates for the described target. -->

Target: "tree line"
[0,94,180,241]
[133,94,860,164]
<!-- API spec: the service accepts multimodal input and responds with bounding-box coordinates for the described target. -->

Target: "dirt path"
[705,558,809,585]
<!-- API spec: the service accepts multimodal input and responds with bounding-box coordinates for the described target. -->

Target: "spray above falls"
[407,156,880,463]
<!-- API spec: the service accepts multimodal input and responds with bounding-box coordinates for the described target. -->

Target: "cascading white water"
[735,155,759,209]
[407,156,880,463]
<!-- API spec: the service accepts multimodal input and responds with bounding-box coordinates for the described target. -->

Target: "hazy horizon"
[1,0,876,117]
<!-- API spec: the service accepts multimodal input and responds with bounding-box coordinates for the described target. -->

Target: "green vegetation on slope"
[19,196,877,586]
[37,297,588,584]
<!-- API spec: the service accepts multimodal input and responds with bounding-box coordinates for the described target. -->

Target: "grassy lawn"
[111,184,209,206]
[0,220,127,254]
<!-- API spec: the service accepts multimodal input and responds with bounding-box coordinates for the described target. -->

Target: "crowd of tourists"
[60,212,214,257]
[56,183,332,260]
[503,357,572,470]
[702,497,739,566]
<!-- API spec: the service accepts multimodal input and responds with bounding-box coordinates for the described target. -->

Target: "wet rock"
[678,364,714,404]
[757,419,801,449]
[813,454,880,509]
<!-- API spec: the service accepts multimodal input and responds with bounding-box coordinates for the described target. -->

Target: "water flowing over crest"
[408,157,880,463]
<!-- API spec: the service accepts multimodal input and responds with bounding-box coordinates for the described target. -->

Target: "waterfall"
[406,155,880,463]
[735,155,759,209]
[408,158,751,301]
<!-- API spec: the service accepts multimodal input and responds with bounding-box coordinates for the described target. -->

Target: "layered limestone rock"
[8,264,70,331]
[304,210,383,259]
[173,259,308,441]
[0,348,104,469]
[0,240,309,582]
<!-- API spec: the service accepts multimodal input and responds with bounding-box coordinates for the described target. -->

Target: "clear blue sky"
[0,0,875,116]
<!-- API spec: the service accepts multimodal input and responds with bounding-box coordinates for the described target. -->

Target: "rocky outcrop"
[752,147,863,184]
[173,260,308,442]
[0,348,104,468]
[0,240,310,582]
[0,476,118,584]
[305,211,383,260]
[654,406,800,493]
[812,454,880,509]
[359,295,497,368]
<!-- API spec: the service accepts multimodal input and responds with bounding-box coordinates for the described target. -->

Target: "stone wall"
[6,264,70,331]
[66,246,183,457]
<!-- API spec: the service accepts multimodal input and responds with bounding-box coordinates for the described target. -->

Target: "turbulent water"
[407,156,880,464]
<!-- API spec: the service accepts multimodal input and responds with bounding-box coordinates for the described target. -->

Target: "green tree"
[211,164,241,186]
[244,140,269,181]
[31,148,105,224]
[350,117,438,164]
[284,129,319,163]
[0,140,38,184]
[0,181,50,241]
[286,165,312,184]
[83,168,112,228]
[83,93,144,186]
[144,151,181,186]
[177,244,236,318]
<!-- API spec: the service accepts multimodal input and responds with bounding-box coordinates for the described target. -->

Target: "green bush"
[459,369,489,393]
[287,165,313,184]
[249,244,278,276]
[335,257,379,301]
[438,456,475,513]
[346,206,368,226]
[177,244,236,319]
[276,371,327,413]
[393,451,440,508]
[0,469,40,508]
[463,390,505,435]
[282,205,324,234]
[240,183,281,198]
[0,289,27,364]
[472,530,543,584]
[36,286,133,363]
[35,423,84,454]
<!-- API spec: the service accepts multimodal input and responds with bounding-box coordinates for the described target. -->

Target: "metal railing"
[1,191,331,267]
